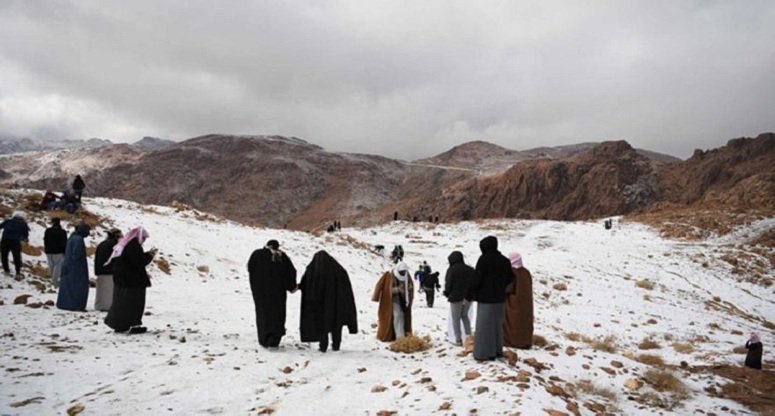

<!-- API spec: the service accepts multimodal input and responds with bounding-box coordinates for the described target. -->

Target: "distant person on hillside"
[372,261,414,341]
[391,245,404,263]
[745,332,763,370]
[469,236,512,361]
[422,270,441,308]
[0,211,30,277]
[413,263,427,289]
[72,175,85,203]
[56,223,91,311]
[94,228,122,311]
[444,251,475,346]
[298,250,358,352]
[247,240,298,350]
[105,226,158,334]
[503,252,534,349]
[44,217,68,287]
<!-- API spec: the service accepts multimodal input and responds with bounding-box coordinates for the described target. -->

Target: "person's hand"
[149,247,159,256]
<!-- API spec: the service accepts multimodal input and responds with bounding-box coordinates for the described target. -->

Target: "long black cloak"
[299,250,358,343]
[247,247,297,347]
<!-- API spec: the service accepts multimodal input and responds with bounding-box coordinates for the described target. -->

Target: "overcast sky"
[1,1,773,160]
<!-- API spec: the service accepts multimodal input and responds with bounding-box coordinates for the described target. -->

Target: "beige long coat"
[372,271,414,342]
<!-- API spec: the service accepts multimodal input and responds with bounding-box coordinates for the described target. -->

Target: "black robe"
[299,251,358,343]
[247,247,297,348]
[105,239,153,331]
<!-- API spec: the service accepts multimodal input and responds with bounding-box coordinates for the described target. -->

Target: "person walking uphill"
[0,211,30,277]
[503,252,534,349]
[56,223,91,311]
[247,240,298,350]
[104,226,158,334]
[469,236,512,361]
[298,250,358,352]
[94,228,122,311]
[372,261,414,341]
[44,217,67,287]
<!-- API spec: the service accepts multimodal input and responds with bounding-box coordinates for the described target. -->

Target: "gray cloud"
[1,0,773,160]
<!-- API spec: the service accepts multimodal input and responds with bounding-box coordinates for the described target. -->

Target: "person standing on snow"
[94,228,122,311]
[444,251,475,346]
[56,223,91,311]
[298,250,358,352]
[44,217,67,287]
[247,240,298,350]
[0,211,30,278]
[503,252,534,349]
[104,226,158,334]
[469,235,512,361]
[372,261,414,341]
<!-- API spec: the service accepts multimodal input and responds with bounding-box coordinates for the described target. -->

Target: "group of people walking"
[247,240,358,352]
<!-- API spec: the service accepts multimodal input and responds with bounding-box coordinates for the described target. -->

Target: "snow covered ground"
[0,193,772,415]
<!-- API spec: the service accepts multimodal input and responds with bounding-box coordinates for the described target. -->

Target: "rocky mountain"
[0,137,113,154]
[2,133,772,231]
[132,136,175,151]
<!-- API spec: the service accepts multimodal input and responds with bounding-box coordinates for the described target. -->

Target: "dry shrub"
[672,343,694,354]
[24,261,49,280]
[571,380,618,403]
[533,334,548,348]
[197,265,209,274]
[642,369,688,395]
[553,282,568,291]
[636,280,655,290]
[389,334,431,353]
[764,321,775,330]
[638,338,661,350]
[565,332,582,342]
[732,346,748,354]
[155,258,171,275]
[21,243,43,256]
[583,335,617,353]
[635,354,665,366]
[720,381,755,396]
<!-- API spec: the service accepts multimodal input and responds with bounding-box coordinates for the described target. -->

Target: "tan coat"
[372,271,414,342]
[504,267,534,348]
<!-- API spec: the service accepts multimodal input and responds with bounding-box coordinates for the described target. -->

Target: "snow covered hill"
[0,192,772,415]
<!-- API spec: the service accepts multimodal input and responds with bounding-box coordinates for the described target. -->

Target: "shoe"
[128,326,148,334]
[332,345,340,351]
[454,341,463,346]
[318,347,327,353]
[267,346,279,351]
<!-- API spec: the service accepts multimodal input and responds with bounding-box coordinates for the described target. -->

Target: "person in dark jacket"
[422,271,441,308]
[0,211,30,277]
[247,240,298,350]
[56,223,91,311]
[469,236,512,361]
[745,332,763,370]
[44,217,68,287]
[444,251,475,345]
[72,175,85,202]
[94,228,122,311]
[298,250,358,352]
[104,226,157,334]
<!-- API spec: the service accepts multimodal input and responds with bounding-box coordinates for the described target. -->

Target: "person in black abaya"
[299,250,358,352]
[104,226,157,334]
[247,240,298,350]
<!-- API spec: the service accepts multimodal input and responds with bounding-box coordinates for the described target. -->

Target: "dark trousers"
[1,239,22,274]
[319,326,343,352]
[425,288,435,308]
